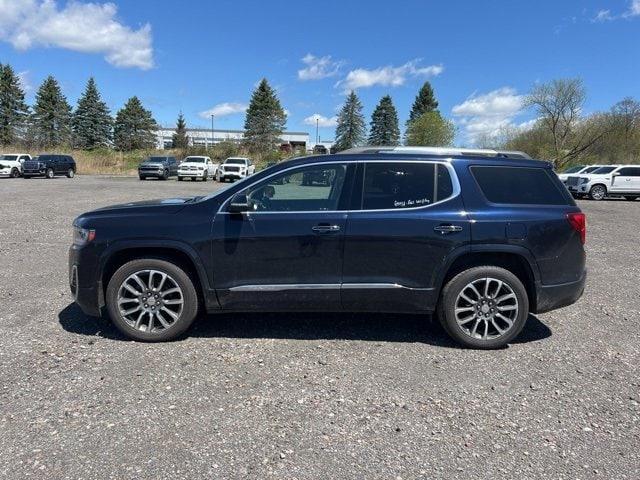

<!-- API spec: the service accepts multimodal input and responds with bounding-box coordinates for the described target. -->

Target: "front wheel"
[139,175,146,181]
[106,259,199,342]
[45,168,55,179]
[437,266,529,349]
[10,168,20,178]
[202,172,208,182]
[162,169,169,180]
[589,184,607,201]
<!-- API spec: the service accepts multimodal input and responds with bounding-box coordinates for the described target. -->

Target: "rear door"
[611,167,640,193]
[341,160,470,312]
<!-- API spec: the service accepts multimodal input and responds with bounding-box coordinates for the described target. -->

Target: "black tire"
[66,168,75,178]
[45,168,55,179]
[202,172,208,182]
[10,168,20,178]
[162,169,169,180]
[624,196,638,201]
[106,258,199,342]
[139,175,146,181]
[437,266,529,349]
[589,184,607,201]
[177,176,183,181]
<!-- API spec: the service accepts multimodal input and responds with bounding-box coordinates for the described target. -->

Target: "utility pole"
[316,117,319,145]
[211,114,215,148]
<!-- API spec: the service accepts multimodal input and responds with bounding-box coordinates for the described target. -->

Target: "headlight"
[73,225,95,245]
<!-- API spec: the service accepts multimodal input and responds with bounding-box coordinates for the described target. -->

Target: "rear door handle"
[434,224,463,234]
[312,224,341,233]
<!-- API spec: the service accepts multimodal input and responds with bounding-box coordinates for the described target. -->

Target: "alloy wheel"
[591,185,606,200]
[117,269,184,333]
[454,277,519,340]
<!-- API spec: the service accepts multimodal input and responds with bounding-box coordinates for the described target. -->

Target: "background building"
[156,127,309,150]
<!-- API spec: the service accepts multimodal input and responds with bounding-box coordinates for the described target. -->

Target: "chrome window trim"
[228,283,433,292]
[216,159,461,215]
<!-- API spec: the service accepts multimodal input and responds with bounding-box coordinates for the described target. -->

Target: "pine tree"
[408,81,439,124]
[172,112,189,149]
[243,78,286,153]
[32,75,72,147]
[368,95,400,146]
[334,90,366,151]
[72,77,112,149]
[113,96,158,151]
[0,64,30,146]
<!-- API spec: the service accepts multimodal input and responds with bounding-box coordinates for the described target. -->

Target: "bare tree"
[525,78,608,168]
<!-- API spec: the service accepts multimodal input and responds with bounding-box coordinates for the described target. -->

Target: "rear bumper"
[534,271,586,314]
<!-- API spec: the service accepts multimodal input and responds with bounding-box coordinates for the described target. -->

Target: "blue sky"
[0,0,639,145]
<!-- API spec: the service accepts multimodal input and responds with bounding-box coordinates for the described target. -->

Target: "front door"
[211,162,353,310]
[611,166,640,193]
[341,161,470,312]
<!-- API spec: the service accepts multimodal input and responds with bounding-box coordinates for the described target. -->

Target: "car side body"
[70,148,586,348]
[0,153,31,177]
[23,154,76,179]
[138,156,179,180]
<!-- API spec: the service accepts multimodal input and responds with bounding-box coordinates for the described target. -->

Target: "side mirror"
[228,193,254,213]
[611,172,620,176]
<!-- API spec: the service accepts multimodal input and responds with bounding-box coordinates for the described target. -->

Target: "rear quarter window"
[470,165,571,205]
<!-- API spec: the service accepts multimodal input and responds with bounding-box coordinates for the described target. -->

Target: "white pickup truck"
[216,157,255,182]
[0,153,31,178]
[177,156,218,181]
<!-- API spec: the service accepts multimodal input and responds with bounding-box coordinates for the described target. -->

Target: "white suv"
[216,157,255,182]
[0,153,31,178]
[567,165,640,201]
[177,156,218,182]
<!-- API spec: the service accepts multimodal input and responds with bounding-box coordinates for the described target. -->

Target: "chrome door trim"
[228,283,433,292]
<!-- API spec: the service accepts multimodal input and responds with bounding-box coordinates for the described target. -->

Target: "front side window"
[583,166,600,174]
[362,162,452,210]
[591,166,616,175]
[471,166,569,205]
[241,164,347,212]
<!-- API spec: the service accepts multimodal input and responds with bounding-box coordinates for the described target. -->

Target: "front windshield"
[147,157,166,162]
[1,155,18,161]
[225,159,247,165]
[583,166,600,174]
[184,157,205,163]
[591,166,615,174]
[563,166,584,173]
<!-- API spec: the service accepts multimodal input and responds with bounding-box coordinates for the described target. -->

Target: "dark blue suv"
[69,147,586,348]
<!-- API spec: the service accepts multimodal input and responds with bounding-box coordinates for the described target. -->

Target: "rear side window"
[471,166,569,205]
[617,167,640,176]
[362,162,453,210]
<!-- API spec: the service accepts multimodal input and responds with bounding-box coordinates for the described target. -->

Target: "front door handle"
[434,224,463,234]
[312,224,341,233]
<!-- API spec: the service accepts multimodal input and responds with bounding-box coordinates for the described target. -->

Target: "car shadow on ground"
[58,303,551,348]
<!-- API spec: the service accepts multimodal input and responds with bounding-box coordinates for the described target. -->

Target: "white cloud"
[303,114,337,128]
[593,9,613,22]
[452,87,526,142]
[627,0,640,16]
[0,0,154,70]
[199,102,248,118]
[298,54,343,80]
[17,70,33,92]
[592,1,640,21]
[336,60,443,92]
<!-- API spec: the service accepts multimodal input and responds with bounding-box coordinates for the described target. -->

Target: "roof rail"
[339,146,531,159]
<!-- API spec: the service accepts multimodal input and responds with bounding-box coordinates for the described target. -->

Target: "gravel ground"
[0,175,638,480]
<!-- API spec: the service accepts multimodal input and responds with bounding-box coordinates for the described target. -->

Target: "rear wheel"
[66,168,75,178]
[589,184,607,201]
[10,168,20,178]
[106,258,199,342]
[45,168,55,179]
[162,169,169,180]
[624,196,638,201]
[437,266,529,349]
[177,176,183,181]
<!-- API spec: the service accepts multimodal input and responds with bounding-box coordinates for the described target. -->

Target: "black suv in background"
[23,154,76,179]
[70,147,586,349]
[138,156,179,180]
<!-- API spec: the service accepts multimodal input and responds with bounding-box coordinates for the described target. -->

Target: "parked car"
[23,154,76,179]
[312,145,328,155]
[177,156,218,182]
[566,165,640,200]
[70,146,586,349]
[557,165,603,185]
[138,156,179,180]
[216,157,255,182]
[0,153,31,178]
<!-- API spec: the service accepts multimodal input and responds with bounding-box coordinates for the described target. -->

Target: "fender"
[98,238,219,310]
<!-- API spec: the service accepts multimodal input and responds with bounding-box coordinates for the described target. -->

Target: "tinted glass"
[617,167,640,176]
[362,162,437,210]
[437,164,453,200]
[2,155,18,160]
[226,159,246,165]
[583,166,600,173]
[243,164,347,212]
[563,166,584,173]
[591,166,616,174]
[185,157,206,163]
[471,166,569,205]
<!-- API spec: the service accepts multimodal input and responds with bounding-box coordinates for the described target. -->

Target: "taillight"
[567,212,586,244]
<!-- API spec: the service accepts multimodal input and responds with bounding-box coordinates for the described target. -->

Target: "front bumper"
[178,170,206,177]
[219,171,245,179]
[69,244,103,317]
[534,271,586,314]
[138,170,165,178]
